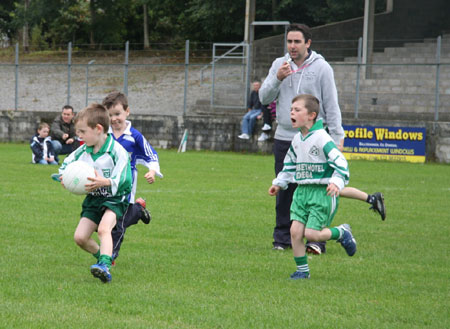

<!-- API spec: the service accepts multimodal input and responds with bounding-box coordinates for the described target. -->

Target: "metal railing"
[1,37,449,120]
[1,40,251,115]
[351,36,445,121]
[200,42,246,84]
[209,42,249,109]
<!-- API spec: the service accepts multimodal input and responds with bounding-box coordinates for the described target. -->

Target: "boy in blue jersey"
[268,94,356,280]
[59,103,132,283]
[102,91,163,262]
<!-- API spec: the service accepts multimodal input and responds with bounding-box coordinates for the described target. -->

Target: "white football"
[62,161,96,195]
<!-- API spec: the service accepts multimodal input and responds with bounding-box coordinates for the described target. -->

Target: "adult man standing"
[260,24,385,252]
[51,105,80,162]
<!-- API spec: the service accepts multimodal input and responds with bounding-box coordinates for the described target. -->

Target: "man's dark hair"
[287,24,312,43]
[62,105,74,112]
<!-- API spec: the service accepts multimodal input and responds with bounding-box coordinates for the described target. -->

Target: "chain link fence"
[1,37,449,120]
[0,41,250,116]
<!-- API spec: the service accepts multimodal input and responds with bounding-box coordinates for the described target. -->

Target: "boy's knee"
[74,232,87,247]
[290,225,302,240]
[97,227,111,238]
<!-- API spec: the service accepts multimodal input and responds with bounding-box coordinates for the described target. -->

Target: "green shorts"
[81,194,129,225]
[290,184,339,230]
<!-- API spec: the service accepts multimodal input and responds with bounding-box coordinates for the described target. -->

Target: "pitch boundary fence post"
[67,42,72,105]
[15,43,19,111]
[354,37,362,119]
[434,36,441,121]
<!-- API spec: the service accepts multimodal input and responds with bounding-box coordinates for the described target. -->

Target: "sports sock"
[329,227,342,240]
[294,256,309,274]
[92,250,100,261]
[366,194,375,204]
[98,254,113,270]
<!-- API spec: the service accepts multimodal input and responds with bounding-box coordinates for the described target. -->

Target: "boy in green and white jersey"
[58,103,132,283]
[268,94,356,280]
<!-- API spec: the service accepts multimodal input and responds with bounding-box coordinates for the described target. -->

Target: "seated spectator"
[258,100,277,142]
[30,122,58,165]
[238,81,266,140]
[51,105,80,162]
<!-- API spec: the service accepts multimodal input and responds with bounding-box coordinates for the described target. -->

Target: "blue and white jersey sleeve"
[133,129,163,178]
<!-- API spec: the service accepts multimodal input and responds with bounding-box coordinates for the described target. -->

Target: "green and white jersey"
[273,119,349,190]
[59,134,132,198]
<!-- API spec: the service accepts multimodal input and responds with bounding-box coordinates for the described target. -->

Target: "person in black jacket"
[238,81,266,140]
[30,122,58,165]
[51,105,80,162]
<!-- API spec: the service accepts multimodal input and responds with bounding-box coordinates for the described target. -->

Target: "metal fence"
[0,41,250,117]
[0,37,449,120]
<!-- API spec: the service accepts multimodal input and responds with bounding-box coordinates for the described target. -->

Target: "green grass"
[0,143,449,329]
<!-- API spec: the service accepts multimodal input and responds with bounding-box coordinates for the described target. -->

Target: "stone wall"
[1,110,449,163]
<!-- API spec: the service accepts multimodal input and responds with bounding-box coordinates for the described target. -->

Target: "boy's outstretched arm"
[144,169,156,184]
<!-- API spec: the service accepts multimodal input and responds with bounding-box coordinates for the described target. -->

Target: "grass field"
[0,143,449,329]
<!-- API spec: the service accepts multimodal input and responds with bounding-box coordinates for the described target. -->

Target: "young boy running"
[59,103,132,283]
[268,94,356,280]
[102,91,162,262]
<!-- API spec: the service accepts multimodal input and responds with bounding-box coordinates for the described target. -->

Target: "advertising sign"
[342,125,426,163]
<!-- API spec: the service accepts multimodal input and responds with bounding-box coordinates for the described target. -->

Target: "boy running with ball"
[59,104,132,283]
[268,94,356,280]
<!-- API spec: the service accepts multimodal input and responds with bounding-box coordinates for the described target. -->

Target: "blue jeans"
[241,109,262,135]
[51,140,74,155]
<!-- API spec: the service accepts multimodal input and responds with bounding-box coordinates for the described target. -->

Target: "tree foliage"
[0,0,378,48]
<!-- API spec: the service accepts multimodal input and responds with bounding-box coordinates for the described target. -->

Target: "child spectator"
[58,103,132,283]
[258,101,276,142]
[268,94,356,280]
[30,122,58,165]
[102,91,163,263]
[238,81,265,140]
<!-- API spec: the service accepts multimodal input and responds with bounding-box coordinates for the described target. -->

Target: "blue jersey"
[109,120,162,202]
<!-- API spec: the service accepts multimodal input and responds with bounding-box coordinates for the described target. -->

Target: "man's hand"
[268,185,281,196]
[62,133,69,141]
[276,61,292,81]
[66,138,74,145]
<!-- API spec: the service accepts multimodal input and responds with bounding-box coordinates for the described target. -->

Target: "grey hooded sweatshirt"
[259,50,345,144]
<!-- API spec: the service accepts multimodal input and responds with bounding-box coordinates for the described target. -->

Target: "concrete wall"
[1,110,449,163]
